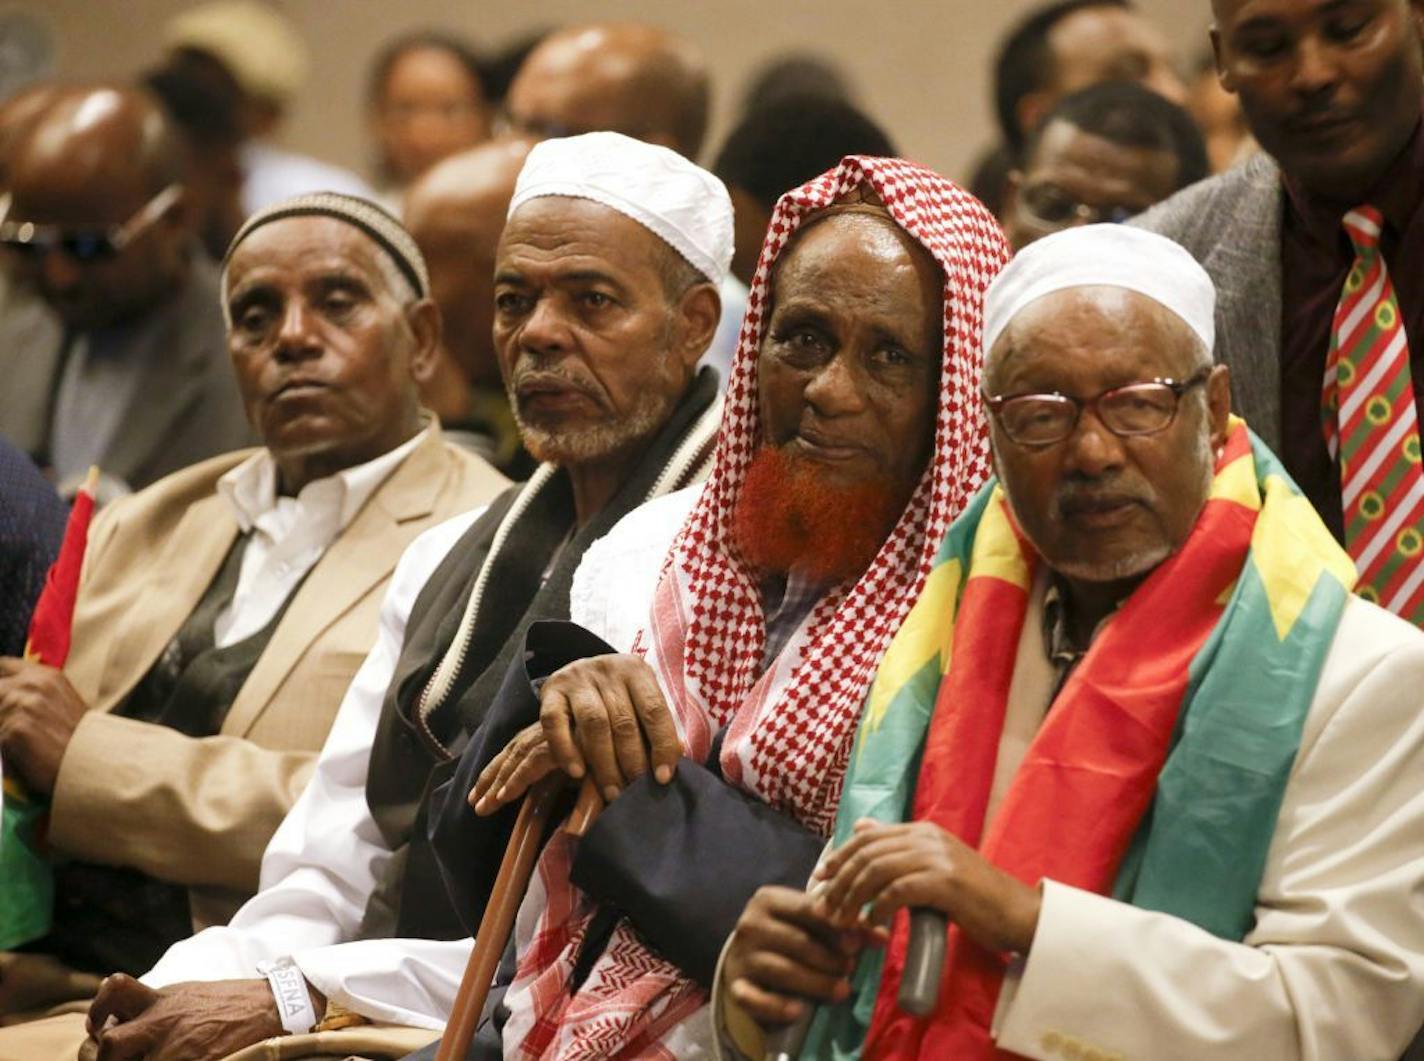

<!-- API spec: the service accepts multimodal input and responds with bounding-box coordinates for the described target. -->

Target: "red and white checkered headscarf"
[650,153,1011,834]
[502,156,1010,1060]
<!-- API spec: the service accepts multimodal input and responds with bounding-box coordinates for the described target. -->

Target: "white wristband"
[257,957,318,1035]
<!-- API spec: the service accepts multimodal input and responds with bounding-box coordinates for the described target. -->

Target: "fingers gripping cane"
[437,777,604,1061]
[762,909,948,1061]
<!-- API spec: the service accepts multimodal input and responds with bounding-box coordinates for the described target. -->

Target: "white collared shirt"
[212,428,428,648]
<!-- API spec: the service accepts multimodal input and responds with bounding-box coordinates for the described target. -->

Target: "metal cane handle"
[762,908,946,1059]
[896,908,948,1017]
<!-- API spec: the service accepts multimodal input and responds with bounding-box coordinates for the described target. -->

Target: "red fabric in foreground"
[24,484,96,667]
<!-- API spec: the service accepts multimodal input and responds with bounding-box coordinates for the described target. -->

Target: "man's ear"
[405,298,443,387]
[1000,169,1024,226]
[674,281,722,372]
[1014,92,1052,149]
[1210,26,1237,93]
[1207,362,1232,447]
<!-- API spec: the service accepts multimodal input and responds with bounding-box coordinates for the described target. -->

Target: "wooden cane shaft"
[437,774,565,1061]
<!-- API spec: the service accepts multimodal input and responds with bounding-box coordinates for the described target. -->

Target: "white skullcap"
[508,131,734,287]
[983,224,1216,357]
[165,0,309,105]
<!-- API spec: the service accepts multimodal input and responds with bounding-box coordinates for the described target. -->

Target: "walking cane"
[437,776,604,1061]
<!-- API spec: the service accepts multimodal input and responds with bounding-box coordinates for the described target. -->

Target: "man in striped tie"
[1135,0,1424,625]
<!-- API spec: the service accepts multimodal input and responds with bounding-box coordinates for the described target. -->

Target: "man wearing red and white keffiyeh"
[489,155,1010,1059]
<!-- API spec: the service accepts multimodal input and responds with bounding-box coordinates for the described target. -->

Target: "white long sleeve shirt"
[212,428,427,648]
[142,506,482,1029]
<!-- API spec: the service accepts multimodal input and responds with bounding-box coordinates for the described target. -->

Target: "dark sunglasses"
[0,184,182,263]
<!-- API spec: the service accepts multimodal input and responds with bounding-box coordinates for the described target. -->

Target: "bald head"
[0,84,69,187]
[404,136,534,392]
[4,86,192,329]
[506,24,710,159]
[10,87,184,213]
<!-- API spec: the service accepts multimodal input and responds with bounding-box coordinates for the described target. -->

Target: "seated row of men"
[0,135,1420,1061]
[1,1,1423,1056]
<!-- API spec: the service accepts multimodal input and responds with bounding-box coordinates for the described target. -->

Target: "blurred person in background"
[1001,80,1208,249]
[163,0,371,214]
[1188,50,1257,173]
[0,82,63,342]
[504,23,710,159]
[714,95,896,288]
[403,136,537,477]
[476,30,549,112]
[143,62,248,261]
[367,32,491,216]
[0,86,253,496]
[737,52,857,113]
[969,0,1187,215]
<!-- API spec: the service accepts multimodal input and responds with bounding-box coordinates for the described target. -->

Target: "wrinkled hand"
[470,722,557,815]
[723,886,866,1028]
[0,657,88,794]
[538,653,683,802]
[81,975,298,1061]
[813,819,1041,954]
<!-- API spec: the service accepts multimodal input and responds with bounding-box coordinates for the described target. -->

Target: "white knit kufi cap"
[508,131,734,287]
[982,224,1216,357]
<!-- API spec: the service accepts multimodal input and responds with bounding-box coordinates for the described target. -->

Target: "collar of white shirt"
[217,425,430,538]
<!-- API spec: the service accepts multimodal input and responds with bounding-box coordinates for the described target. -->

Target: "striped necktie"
[1321,205,1424,625]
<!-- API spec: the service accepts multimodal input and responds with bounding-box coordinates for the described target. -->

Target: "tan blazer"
[46,425,507,927]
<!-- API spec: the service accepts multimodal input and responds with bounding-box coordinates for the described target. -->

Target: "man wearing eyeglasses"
[719,225,1424,1060]
[1001,80,1209,251]
[0,85,253,495]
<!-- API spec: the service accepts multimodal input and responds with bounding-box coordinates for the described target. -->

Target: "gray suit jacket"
[0,253,254,490]
[1133,152,1287,451]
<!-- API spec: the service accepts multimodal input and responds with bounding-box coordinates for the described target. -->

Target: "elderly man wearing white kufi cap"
[714,222,1424,1059]
[70,133,732,1061]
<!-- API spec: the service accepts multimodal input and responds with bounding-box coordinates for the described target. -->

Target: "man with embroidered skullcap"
[719,224,1424,1060]
[0,191,506,1053]
[75,132,732,1061]
[416,153,1011,1058]
[1136,0,1424,628]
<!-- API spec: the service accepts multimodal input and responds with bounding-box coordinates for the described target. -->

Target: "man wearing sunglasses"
[0,85,253,495]
[719,225,1424,1060]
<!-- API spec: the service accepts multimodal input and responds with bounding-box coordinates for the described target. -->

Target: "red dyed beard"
[732,445,906,584]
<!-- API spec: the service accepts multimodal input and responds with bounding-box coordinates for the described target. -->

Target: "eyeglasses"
[1015,178,1141,229]
[0,184,183,263]
[984,369,1212,447]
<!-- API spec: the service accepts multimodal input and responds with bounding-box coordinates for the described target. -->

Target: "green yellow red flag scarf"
[801,419,1355,1059]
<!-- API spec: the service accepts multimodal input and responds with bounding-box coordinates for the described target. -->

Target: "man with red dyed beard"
[423,156,1010,1058]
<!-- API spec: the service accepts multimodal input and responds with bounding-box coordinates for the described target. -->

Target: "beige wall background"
[21,0,1213,184]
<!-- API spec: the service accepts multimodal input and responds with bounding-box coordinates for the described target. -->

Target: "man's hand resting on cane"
[470,653,683,814]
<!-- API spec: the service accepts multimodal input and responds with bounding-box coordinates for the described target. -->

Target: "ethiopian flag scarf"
[800,420,1356,1059]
